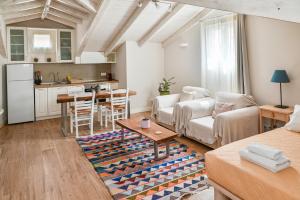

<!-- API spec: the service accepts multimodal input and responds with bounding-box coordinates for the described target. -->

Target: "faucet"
[49,72,56,82]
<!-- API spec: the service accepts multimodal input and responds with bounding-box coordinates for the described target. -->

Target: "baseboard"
[131,106,151,114]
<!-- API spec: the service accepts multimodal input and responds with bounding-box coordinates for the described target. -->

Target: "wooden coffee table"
[116,117,178,161]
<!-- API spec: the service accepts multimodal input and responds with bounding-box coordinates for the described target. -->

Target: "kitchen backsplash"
[34,63,111,82]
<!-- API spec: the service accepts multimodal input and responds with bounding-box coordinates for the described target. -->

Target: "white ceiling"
[2,0,299,57]
[167,0,300,23]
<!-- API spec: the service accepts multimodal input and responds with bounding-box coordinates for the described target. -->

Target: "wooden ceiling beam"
[4,7,43,20]
[73,0,96,13]
[5,13,41,24]
[0,1,43,15]
[104,0,151,55]
[138,3,185,46]
[48,8,82,23]
[41,0,52,19]
[163,8,212,47]
[54,0,90,14]
[50,1,88,19]
[46,13,77,28]
[77,0,110,56]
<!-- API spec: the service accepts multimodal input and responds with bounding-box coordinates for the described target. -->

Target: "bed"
[205,128,300,200]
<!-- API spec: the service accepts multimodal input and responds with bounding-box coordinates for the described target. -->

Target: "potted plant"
[158,77,175,96]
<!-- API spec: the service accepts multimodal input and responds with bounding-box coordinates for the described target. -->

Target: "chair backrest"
[98,83,111,91]
[68,85,85,95]
[110,88,129,117]
[74,91,95,115]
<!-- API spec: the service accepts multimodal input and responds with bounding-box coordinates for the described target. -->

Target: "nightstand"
[260,105,293,133]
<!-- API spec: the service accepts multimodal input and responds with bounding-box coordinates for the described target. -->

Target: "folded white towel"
[239,149,291,173]
[247,143,283,160]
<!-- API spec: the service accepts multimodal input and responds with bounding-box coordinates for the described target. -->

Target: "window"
[200,14,238,94]
[33,34,52,49]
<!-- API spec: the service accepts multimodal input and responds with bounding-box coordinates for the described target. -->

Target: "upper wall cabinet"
[6,27,75,63]
[57,29,75,63]
[7,27,27,63]
[75,52,117,64]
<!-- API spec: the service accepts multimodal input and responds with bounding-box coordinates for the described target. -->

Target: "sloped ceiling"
[168,0,300,23]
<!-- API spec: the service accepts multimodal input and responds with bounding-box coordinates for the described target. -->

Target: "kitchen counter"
[34,79,119,88]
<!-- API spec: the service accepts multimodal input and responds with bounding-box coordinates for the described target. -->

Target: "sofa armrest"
[213,106,260,145]
[152,94,180,117]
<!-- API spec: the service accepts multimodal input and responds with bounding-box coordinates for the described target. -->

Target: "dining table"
[56,90,137,137]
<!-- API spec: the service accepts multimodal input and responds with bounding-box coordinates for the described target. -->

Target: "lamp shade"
[271,70,290,83]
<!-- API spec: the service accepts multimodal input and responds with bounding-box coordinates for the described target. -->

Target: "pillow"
[212,102,234,118]
[215,92,257,110]
[182,86,210,99]
[285,105,300,132]
[179,91,195,102]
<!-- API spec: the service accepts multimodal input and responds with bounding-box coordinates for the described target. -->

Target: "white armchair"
[184,92,259,148]
[152,86,210,128]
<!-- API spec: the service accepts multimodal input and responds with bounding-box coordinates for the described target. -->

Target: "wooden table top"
[57,90,136,103]
[260,105,294,115]
[116,117,178,144]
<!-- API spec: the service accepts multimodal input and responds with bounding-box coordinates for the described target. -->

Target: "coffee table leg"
[121,129,125,142]
[154,142,159,160]
[166,141,170,157]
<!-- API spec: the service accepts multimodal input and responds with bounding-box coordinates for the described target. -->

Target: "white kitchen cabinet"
[47,87,68,116]
[35,88,48,117]
[7,27,27,63]
[57,29,75,63]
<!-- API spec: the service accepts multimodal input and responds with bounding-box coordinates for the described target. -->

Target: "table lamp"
[271,70,290,109]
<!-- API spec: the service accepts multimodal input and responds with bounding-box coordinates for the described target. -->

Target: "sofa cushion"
[186,116,216,145]
[179,91,195,102]
[212,102,234,118]
[215,92,256,110]
[158,107,174,125]
[182,86,210,99]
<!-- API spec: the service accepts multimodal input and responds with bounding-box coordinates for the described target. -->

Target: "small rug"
[77,130,207,200]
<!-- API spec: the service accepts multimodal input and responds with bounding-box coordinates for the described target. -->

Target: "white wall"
[113,41,164,113]
[126,41,164,113]
[112,43,127,88]
[164,24,202,93]
[246,16,300,106]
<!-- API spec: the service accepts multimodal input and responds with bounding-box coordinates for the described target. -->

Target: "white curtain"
[201,14,238,94]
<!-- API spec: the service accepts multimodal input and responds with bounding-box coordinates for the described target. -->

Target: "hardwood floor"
[0,113,211,200]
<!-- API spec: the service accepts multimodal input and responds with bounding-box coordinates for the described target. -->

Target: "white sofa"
[184,92,259,148]
[152,86,211,131]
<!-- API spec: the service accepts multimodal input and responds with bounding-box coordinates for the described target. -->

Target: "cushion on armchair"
[182,86,210,99]
[215,92,257,110]
[179,91,196,102]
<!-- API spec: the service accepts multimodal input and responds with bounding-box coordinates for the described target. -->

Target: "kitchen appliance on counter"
[7,64,34,124]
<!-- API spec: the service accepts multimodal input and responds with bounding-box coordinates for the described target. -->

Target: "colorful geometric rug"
[77,130,207,200]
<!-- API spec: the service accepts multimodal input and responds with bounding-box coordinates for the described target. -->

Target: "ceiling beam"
[5,13,41,24]
[104,0,151,55]
[50,2,89,19]
[77,0,110,56]
[4,7,43,20]
[42,0,52,19]
[163,8,212,47]
[138,3,185,46]
[74,0,96,13]
[0,1,43,15]
[46,13,76,28]
[54,0,90,14]
[0,19,6,58]
[48,9,82,23]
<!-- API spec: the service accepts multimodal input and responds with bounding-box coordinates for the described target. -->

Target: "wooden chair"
[97,83,111,127]
[104,89,129,131]
[70,91,95,138]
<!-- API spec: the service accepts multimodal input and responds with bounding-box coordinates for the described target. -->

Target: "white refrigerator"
[7,64,34,124]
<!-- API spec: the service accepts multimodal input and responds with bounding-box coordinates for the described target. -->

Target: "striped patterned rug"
[77,130,207,200]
